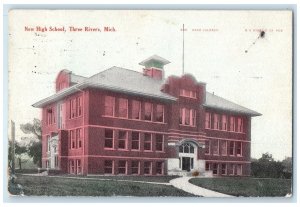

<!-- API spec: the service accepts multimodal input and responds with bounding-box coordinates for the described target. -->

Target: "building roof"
[84,67,176,101]
[32,67,261,116]
[70,73,86,84]
[204,92,261,116]
[139,55,171,66]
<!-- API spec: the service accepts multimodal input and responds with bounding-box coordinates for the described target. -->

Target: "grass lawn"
[189,177,292,197]
[13,174,195,197]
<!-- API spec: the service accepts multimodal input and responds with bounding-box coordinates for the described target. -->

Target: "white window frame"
[104,129,114,149]
[205,112,211,129]
[118,98,128,118]
[144,133,152,151]
[104,96,115,117]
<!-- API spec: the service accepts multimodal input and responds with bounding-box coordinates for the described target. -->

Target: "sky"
[8,10,292,161]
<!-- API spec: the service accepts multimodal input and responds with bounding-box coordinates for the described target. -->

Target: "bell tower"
[139,55,170,80]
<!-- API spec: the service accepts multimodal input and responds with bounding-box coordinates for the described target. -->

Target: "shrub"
[192,170,200,177]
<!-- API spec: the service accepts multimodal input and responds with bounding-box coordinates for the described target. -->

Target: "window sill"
[104,148,115,150]
[179,124,196,128]
[118,149,129,151]
[68,115,83,121]
[205,128,246,134]
[102,115,167,124]
[179,95,197,99]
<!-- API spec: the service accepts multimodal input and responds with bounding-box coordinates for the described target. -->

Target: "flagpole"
[182,24,185,75]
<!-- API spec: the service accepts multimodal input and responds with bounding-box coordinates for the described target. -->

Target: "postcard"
[7,10,292,197]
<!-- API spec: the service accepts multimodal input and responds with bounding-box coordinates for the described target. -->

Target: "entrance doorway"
[179,142,197,172]
[182,157,194,171]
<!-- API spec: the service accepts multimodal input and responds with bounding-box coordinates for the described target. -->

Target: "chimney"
[139,55,170,80]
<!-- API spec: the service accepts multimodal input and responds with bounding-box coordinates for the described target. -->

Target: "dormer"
[139,55,170,80]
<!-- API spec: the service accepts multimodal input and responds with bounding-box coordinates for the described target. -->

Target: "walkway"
[169,177,234,197]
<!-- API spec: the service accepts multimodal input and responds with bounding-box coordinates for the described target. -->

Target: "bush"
[48,169,63,175]
[192,170,200,177]
[15,168,39,174]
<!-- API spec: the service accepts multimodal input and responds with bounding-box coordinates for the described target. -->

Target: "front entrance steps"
[168,170,213,177]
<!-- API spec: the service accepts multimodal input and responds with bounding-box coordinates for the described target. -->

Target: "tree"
[251,152,288,178]
[259,152,274,162]
[8,140,27,169]
[20,118,42,167]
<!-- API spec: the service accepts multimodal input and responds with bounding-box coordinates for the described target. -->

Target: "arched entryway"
[178,142,197,172]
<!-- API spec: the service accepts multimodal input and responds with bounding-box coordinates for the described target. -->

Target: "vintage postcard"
[7,10,292,198]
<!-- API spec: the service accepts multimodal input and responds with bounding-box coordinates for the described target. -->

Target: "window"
[229,116,235,132]
[180,89,196,98]
[118,131,127,149]
[205,140,210,154]
[55,155,58,168]
[220,140,227,156]
[70,160,75,174]
[205,112,211,129]
[191,109,196,126]
[180,108,196,126]
[228,164,235,175]
[70,130,76,149]
[131,132,140,150]
[221,115,227,130]
[70,99,76,118]
[118,160,127,174]
[221,164,227,175]
[229,141,235,156]
[191,91,197,98]
[184,108,190,125]
[156,104,164,122]
[131,161,139,174]
[47,135,50,152]
[118,98,128,118]
[76,128,82,148]
[144,161,152,175]
[237,118,244,132]
[69,96,82,119]
[144,102,153,121]
[144,133,152,151]
[213,114,220,129]
[77,160,82,174]
[236,142,242,156]
[205,162,211,171]
[156,134,163,151]
[132,100,141,119]
[104,129,113,148]
[212,163,218,175]
[47,107,55,125]
[236,164,242,175]
[156,162,163,175]
[104,96,115,116]
[77,97,82,117]
[212,140,219,155]
[104,160,113,174]
[179,143,194,154]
